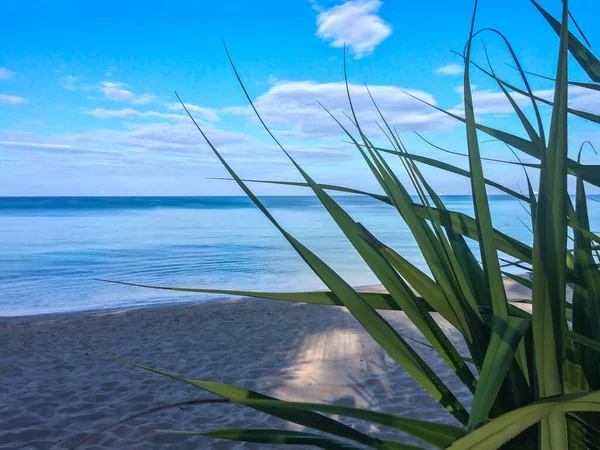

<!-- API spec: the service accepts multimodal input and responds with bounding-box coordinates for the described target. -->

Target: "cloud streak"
[0,94,27,104]
[436,64,463,76]
[165,102,220,122]
[0,68,15,80]
[0,117,354,171]
[63,75,81,91]
[453,85,600,116]
[86,107,187,121]
[99,81,155,104]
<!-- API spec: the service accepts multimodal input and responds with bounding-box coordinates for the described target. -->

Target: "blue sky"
[1,0,599,196]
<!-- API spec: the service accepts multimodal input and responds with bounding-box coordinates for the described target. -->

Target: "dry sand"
[1,281,534,449]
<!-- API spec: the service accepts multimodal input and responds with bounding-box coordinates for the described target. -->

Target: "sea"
[1,195,597,317]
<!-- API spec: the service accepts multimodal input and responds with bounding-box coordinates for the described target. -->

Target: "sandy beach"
[1,281,534,449]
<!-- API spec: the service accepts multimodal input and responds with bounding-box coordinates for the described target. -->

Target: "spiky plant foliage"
[98,0,600,448]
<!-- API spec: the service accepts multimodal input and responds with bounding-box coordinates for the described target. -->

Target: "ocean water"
[1,195,597,316]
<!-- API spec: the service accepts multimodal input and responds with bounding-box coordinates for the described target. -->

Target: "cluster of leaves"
[94,0,600,448]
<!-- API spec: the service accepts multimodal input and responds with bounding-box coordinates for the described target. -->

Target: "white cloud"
[0,140,110,155]
[0,68,15,80]
[64,75,81,90]
[469,89,528,114]
[0,130,121,157]
[99,81,134,101]
[105,122,251,151]
[222,80,454,139]
[316,0,392,59]
[86,107,186,121]
[450,88,538,116]
[98,81,155,104]
[0,119,353,169]
[282,142,352,163]
[221,106,252,116]
[436,64,463,75]
[0,94,27,104]
[0,122,249,160]
[454,85,600,116]
[256,74,281,86]
[133,94,155,104]
[454,84,476,94]
[165,102,220,122]
[567,85,600,114]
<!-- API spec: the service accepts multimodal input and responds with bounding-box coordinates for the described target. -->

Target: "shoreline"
[0,283,388,321]
[1,274,535,321]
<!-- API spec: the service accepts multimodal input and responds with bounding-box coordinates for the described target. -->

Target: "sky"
[1,0,599,196]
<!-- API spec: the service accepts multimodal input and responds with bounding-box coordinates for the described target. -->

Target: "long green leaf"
[162,428,375,450]
[235,400,467,449]
[413,205,533,264]
[509,65,600,93]
[530,0,569,395]
[356,228,454,319]
[530,0,600,82]
[568,330,600,354]
[530,1,570,447]
[465,56,600,189]
[367,82,493,378]
[82,343,380,448]
[97,279,406,311]
[322,85,483,350]
[411,132,541,169]
[463,0,508,318]
[447,391,600,450]
[480,37,543,150]
[401,86,600,188]
[375,147,531,203]
[571,154,600,389]
[468,316,531,430]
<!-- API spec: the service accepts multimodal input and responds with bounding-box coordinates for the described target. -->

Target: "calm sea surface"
[1,195,598,316]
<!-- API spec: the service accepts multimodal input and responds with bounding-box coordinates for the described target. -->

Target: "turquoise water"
[1,195,596,316]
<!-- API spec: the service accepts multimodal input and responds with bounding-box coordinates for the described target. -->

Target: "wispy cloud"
[100,122,251,153]
[98,81,155,104]
[255,74,281,87]
[567,86,600,114]
[0,139,109,155]
[164,102,220,122]
[0,119,352,169]
[454,84,476,94]
[86,107,186,121]
[451,85,600,116]
[435,64,463,76]
[0,94,27,104]
[64,75,81,91]
[0,68,15,80]
[220,106,252,116]
[315,0,392,59]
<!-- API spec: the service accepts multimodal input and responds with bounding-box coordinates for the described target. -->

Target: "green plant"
[97,0,600,448]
